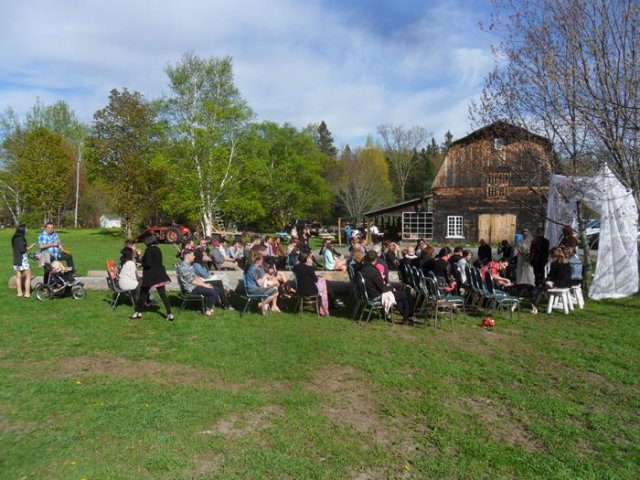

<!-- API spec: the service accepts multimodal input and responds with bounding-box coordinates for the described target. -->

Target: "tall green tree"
[162,52,254,235]
[0,107,22,223]
[25,99,88,226]
[249,121,333,229]
[86,88,166,237]
[12,127,74,223]
[404,144,441,199]
[316,120,338,158]
[441,130,453,153]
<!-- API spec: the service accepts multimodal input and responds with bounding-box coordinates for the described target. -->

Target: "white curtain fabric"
[545,165,639,299]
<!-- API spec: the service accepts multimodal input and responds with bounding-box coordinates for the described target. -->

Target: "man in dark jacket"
[530,228,550,286]
[477,239,492,265]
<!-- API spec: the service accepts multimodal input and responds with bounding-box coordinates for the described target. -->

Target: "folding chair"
[240,276,272,317]
[355,273,387,324]
[105,259,135,310]
[293,277,320,316]
[174,263,206,314]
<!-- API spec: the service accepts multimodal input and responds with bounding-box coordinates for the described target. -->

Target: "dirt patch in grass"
[189,453,224,478]
[464,396,545,452]
[199,405,284,438]
[439,328,503,357]
[7,354,246,391]
[0,415,40,434]
[306,364,420,456]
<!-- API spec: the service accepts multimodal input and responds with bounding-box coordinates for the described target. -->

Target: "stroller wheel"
[34,284,52,301]
[71,285,87,300]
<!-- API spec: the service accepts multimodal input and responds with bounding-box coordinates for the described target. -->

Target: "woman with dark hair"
[193,249,211,279]
[131,235,173,321]
[559,225,578,250]
[12,224,33,298]
[292,252,330,315]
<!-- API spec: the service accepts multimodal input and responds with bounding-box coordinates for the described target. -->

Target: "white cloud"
[0,0,494,145]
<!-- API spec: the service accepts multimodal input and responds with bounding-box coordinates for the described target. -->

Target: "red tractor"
[135,224,192,244]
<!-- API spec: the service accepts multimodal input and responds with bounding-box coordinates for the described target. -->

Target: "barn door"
[478,214,492,243]
[478,214,516,244]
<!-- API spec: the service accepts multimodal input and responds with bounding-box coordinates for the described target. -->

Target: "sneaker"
[530,305,538,315]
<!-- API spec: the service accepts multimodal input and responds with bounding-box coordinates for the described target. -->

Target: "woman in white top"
[457,249,473,284]
[118,247,140,292]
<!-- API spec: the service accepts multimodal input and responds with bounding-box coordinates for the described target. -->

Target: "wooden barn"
[431,121,553,243]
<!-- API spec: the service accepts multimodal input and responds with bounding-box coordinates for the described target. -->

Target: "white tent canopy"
[545,165,639,300]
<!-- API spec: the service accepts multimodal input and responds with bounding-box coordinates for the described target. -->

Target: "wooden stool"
[569,286,585,309]
[547,288,571,314]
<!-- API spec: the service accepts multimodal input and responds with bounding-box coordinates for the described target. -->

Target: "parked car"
[310,222,324,236]
[585,219,601,237]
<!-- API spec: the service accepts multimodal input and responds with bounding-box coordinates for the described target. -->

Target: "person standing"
[516,228,536,286]
[12,225,33,298]
[530,228,550,287]
[131,235,173,321]
[559,225,578,250]
[477,239,492,265]
[345,223,352,243]
[38,222,74,270]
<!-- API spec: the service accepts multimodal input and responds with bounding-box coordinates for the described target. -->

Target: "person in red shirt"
[480,257,512,287]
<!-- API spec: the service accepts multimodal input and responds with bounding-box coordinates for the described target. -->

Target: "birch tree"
[162,52,253,235]
[377,124,429,200]
[333,140,393,217]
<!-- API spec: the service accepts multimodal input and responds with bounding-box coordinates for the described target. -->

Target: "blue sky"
[0,0,495,147]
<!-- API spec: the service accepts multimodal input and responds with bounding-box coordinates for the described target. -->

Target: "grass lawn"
[1,229,639,479]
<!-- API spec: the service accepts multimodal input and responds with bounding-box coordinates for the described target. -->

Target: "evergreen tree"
[316,120,337,158]
[441,130,453,152]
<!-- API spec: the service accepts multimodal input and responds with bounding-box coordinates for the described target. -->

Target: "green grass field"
[1,229,639,479]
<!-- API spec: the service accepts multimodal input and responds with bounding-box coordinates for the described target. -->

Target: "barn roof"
[450,121,552,147]
[363,196,431,217]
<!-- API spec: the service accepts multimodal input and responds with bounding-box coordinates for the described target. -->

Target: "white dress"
[516,237,536,286]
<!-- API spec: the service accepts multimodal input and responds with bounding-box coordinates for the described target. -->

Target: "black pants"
[136,286,171,314]
[392,290,414,321]
[209,280,231,307]
[57,252,75,271]
[191,285,220,309]
[532,261,546,286]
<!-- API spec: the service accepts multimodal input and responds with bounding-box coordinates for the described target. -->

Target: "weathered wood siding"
[432,124,553,243]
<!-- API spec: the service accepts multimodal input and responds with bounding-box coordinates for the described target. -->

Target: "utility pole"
[74,141,82,228]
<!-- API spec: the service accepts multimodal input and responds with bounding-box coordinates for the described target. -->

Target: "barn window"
[494,138,506,164]
[447,216,464,238]
[487,172,511,198]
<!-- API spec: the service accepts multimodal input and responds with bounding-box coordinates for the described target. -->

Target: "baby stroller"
[31,253,87,301]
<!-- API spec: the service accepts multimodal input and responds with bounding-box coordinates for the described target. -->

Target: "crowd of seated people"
[108,221,585,320]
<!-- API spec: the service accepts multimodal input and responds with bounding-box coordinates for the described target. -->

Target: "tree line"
[0,52,448,236]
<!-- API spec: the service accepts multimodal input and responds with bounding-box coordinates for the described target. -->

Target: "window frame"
[446,215,464,239]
